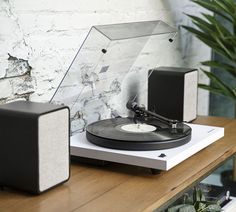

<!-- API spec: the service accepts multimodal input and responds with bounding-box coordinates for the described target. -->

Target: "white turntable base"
[71,124,224,171]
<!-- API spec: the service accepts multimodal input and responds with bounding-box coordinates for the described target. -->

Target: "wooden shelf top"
[1,116,236,212]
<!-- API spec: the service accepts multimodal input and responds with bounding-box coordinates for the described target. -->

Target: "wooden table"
[1,116,236,212]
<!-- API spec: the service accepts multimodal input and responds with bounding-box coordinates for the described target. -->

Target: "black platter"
[86,117,191,151]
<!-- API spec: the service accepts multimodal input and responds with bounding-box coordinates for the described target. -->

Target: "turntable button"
[158,153,166,158]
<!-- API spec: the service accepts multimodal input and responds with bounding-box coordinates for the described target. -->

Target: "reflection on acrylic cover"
[50,20,177,135]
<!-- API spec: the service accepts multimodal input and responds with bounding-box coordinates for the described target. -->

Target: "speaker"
[0,101,70,194]
[148,67,198,122]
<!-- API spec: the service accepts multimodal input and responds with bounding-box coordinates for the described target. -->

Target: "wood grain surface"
[0,116,235,212]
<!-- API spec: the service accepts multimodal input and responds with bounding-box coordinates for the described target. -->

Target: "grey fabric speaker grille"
[183,71,198,121]
[38,109,69,192]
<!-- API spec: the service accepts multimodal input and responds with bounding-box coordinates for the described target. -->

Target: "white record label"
[121,123,156,133]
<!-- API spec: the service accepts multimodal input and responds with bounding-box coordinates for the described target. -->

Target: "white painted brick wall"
[0,0,210,115]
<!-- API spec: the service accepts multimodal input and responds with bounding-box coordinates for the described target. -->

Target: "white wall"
[0,0,210,115]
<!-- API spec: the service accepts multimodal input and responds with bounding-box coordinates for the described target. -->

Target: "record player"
[50,20,224,171]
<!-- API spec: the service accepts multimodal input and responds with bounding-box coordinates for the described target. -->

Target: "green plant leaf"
[215,0,236,19]
[193,187,197,203]
[201,60,236,78]
[183,193,193,205]
[201,13,236,47]
[179,205,196,212]
[213,36,236,60]
[198,23,236,59]
[183,2,236,60]
[195,35,232,60]
[168,204,196,212]
[199,69,236,101]
[192,20,218,39]
[181,25,211,40]
[224,0,236,9]
[181,25,230,58]
[198,84,222,94]
[193,187,201,202]
[190,13,236,55]
[181,26,220,52]
[192,0,233,22]
[215,0,232,14]
[167,205,181,212]
[205,204,221,212]
[198,202,207,210]
[233,87,236,97]
[183,28,236,67]
[202,13,236,45]
[202,70,235,97]
[186,14,215,32]
[198,86,217,96]
[221,35,236,47]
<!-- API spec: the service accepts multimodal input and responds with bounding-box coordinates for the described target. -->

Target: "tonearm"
[126,101,180,129]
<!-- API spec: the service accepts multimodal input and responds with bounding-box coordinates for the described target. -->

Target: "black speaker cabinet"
[0,101,70,194]
[148,67,198,122]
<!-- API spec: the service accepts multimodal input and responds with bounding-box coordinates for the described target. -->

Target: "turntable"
[50,20,224,171]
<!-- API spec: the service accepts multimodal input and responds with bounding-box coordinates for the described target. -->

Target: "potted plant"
[182,0,236,195]
[167,186,221,212]
[182,0,236,103]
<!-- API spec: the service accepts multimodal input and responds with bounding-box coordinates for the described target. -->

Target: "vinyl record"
[86,117,191,150]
